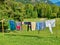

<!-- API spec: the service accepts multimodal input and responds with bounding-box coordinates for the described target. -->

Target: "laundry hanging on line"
[31,22,36,31]
[36,22,46,30]
[9,20,16,31]
[9,19,56,34]
[16,22,21,30]
[48,23,53,34]
[27,22,31,31]
[45,19,55,27]
[45,19,55,34]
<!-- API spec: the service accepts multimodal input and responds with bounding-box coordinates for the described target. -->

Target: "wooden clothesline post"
[1,19,5,39]
[2,20,4,33]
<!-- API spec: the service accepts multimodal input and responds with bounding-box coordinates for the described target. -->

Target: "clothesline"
[9,19,55,34]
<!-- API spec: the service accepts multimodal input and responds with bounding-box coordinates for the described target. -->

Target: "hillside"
[15,0,54,4]
[15,0,60,6]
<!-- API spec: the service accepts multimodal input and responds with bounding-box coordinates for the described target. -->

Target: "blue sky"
[50,0,60,3]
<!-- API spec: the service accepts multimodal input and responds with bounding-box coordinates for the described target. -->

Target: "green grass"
[0,18,60,45]
[23,18,47,22]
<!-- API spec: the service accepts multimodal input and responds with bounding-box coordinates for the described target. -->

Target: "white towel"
[31,22,36,31]
[45,19,55,34]
[45,19,55,27]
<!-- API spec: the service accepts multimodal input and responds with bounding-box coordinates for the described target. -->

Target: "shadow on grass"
[4,33,59,39]
[4,34,44,39]
[20,35,41,38]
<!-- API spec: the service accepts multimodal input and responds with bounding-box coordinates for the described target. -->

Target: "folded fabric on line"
[45,19,55,27]
[36,22,40,30]
[27,22,31,31]
[36,22,46,30]
[45,19,55,34]
[31,22,36,31]
[16,22,21,30]
[9,20,16,31]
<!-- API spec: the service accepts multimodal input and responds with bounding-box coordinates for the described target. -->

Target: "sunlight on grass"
[0,18,60,45]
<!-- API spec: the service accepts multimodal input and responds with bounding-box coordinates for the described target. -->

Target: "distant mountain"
[49,0,60,3]
[46,0,54,4]
[15,0,54,5]
[15,0,60,6]
[35,0,54,4]
[55,1,60,6]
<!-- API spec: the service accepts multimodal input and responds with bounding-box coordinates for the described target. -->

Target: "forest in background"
[0,0,60,21]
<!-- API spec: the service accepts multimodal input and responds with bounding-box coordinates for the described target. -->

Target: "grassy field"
[0,18,60,45]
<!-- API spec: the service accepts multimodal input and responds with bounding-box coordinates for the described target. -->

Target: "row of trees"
[0,0,60,21]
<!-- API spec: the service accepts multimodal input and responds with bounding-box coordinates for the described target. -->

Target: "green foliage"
[31,11,38,18]
[50,13,57,19]
[0,0,60,21]
[25,4,34,18]
[57,7,60,18]
[0,0,25,21]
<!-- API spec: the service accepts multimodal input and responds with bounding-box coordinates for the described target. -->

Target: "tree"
[3,0,25,21]
[57,7,60,18]
[25,4,34,18]
[51,5,59,18]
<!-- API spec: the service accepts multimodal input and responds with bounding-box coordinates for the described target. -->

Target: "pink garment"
[16,26,21,30]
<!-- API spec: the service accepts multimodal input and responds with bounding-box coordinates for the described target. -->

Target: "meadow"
[0,18,60,45]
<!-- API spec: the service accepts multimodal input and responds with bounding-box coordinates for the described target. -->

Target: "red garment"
[16,26,20,30]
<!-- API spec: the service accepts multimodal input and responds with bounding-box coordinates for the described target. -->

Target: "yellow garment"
[31,22,36,31]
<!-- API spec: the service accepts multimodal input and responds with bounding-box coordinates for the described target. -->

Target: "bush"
[50,13,57,19]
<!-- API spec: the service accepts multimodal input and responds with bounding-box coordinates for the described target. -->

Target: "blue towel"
[36,22,45,30]
[9,20,16,31]
[36,22,40,30]
[41,22,46,29]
